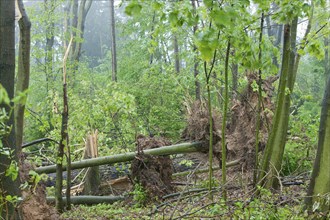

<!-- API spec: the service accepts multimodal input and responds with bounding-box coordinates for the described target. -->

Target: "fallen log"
[46,195,125,205]
[172,159,241,177]
[36,142,204,174]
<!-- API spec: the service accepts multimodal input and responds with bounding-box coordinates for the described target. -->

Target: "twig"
[172,159,241,177]
[22,137,59,148]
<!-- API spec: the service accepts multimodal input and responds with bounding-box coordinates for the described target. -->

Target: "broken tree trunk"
[82,130,100,195]
[36,142,204,174]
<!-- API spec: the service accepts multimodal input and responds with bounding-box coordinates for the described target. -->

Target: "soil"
[130,135,174,202]
[182,72,275,170]
[19,157,59,220]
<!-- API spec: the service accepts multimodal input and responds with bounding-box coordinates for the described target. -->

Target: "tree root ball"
[131,153,174,202]
[131,135,174,202]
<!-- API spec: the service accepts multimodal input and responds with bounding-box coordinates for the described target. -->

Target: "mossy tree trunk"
[258,20,297,189]
[36,142,204,174]
[305,55,330,213]
[259,3,314,188]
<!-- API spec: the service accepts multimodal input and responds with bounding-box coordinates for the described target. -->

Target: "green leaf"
[125,2,142,16]
[12,90,29,105]
[251,80,259,92]
[152,2,163,10]
[5,195,18,203]
[0,84,10,105]
[210,9,230,28]
[203,0,213,8]
[169,11,184,27]
[253,0,271,10]
[307,41,324,60]
[199,45,214,61]
[5,161,18,181]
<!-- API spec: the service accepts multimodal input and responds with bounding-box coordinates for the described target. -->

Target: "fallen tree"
[36,142,204,174]
[46,196,125,205]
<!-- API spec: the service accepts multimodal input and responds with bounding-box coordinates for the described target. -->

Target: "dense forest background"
[0,0,329,219]
[25,0,326,158]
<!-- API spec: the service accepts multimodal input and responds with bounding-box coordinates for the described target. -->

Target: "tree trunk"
[0,1,22,219]
[259,22,295,189]
[55,38,73,213]
[47,196,124,205]
[110,0,117,82]
[173,34,180,74]
[15,0,31,150]
[72,0,92,63]
[231,61,238,98]
[266,3,281,69]
[254,12,264,186]
[221,40,231,200]
[191,0,200,100]
[36,142,204,174]
[66,0,92,86]
[305,75,330,212]
[44,0,56,132]
[44,0,55,91]
[149,12,156,65]
[324,37,329,83]
[82,131,100,195]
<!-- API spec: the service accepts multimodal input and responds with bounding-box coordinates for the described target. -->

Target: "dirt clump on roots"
[227,73,275,169]
[19,156,59,220]
[182,72,275,171]
[181,100,223,163]
[130,135,174,203]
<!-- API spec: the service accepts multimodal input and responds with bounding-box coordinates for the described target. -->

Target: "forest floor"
[59,161,311,219]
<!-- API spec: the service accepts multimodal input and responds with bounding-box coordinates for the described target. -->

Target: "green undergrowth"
[60,186,328,219]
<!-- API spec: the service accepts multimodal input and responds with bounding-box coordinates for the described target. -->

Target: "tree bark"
[15,0,31,150]
[44,0,55,92]
[66,0,92,85]
[259,9,314,189]
[259,22,293,189]
[36,142,204,174]
[55,38,73,213]
[47,195,125,205]
[173,34,180,74]
[110,0,117,82]
[305,75,330,212]
[44,0,56,132]
[82,131,100,195]
[0,1,22,219]
[254,12,264,186]
[221,40,231,200]
[149,12,156,65]
[265,3,282,68]
[231,61,238,98]
[324,37,329,83]
[191,0,200,100]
